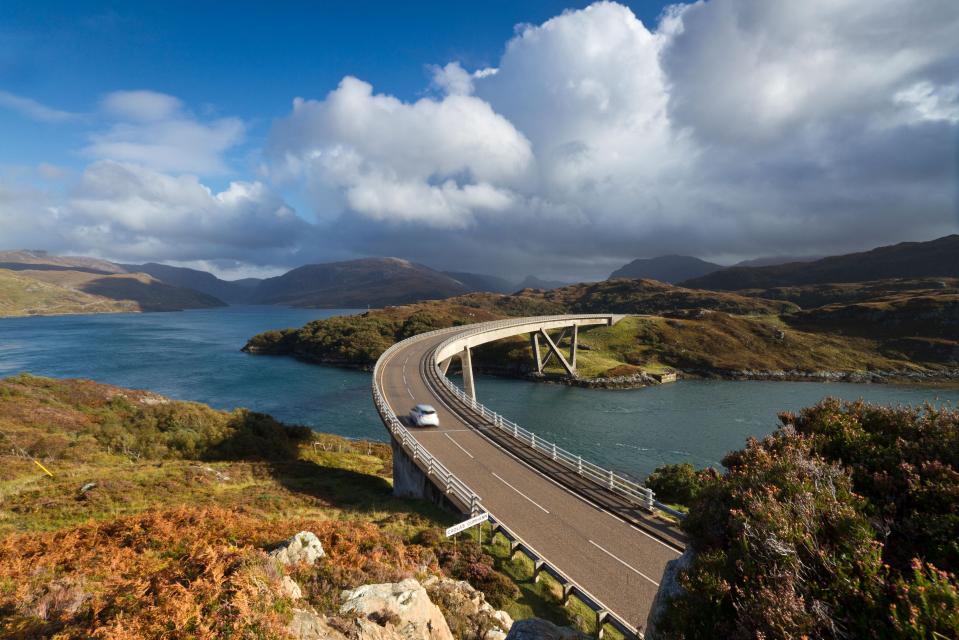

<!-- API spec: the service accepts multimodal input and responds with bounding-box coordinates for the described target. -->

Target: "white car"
[409,404,439,427]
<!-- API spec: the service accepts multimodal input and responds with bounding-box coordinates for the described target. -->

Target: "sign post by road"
[445,512,489,538]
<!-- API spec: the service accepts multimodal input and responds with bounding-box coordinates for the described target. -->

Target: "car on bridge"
[409,404,439,427]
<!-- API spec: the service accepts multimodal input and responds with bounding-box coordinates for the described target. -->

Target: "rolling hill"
[0,251,226,316]
[248,257,471,307]
[121,262,261,303]
[609,254,723,283]
[681,235,959,290]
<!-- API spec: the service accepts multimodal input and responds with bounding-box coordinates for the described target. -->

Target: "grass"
[478,529,625,639]
[2,374,606,639]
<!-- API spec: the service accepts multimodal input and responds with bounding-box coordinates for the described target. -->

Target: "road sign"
[445,512,489,537]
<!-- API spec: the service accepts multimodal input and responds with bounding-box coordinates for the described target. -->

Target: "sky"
[1,0,957,281]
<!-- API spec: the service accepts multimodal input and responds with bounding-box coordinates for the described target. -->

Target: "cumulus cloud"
[5,1,959,278]
[86,90,245,175]
[64,160,310,262]
[265,0,957,276]
[268,76,533,227]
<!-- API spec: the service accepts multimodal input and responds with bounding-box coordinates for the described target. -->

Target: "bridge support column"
[533,559,545,583]
[439,357,452,375]
[539,329,576,377]
[570,324,578,370]
[561,583,575,606]
[461,347,476,402]
[530,332,543,374]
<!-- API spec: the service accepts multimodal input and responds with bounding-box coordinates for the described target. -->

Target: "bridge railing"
[372,326,482,514]
[371,318,646,639]
[430,316,685,518]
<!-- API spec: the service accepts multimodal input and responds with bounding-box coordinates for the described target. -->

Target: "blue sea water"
[2,306,956,479]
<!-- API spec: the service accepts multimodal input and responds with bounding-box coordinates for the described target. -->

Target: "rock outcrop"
[503,618,588,640]
[422,576,512,640]
[269,531,326,566]
[644,548,694,639]
[340,578,454,640]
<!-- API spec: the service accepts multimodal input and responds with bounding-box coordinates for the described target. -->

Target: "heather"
[652,400,959,639]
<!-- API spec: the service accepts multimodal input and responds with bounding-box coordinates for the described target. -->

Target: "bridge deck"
[377,328,683,631]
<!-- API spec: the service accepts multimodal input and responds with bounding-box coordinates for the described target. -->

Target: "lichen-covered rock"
[503,618,588,640]
[281,575,303,600]
[269,531,325,566]
[340,578,453,640]
[644,548,694,639]
[288,608,348,640]
[422,576,512,640]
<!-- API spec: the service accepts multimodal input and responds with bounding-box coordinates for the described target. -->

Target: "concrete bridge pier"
[390,436,462,513]
[461,346,476,402]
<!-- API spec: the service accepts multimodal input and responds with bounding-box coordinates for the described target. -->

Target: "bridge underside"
[437,316,619,401]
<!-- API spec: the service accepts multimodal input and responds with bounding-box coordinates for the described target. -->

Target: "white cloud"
[86,90,245,175]
[0,90,78,123]
[273,0,957,273]
[101,90,183,122]
[268,76,533,226]
[66,161,308,260]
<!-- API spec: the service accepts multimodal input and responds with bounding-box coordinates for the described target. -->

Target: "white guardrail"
[427,316,685,519]
[372,325,482,513]
[371,318,646,639]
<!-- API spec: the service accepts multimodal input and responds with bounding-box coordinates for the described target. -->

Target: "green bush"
[653,400,959,639]
[645,463,717,506]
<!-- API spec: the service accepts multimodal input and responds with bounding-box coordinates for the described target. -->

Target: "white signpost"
[445,512,489,538]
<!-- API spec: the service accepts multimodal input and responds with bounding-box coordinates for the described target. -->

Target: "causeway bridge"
[372,315,686,638]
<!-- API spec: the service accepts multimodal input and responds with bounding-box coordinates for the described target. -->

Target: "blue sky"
[1,1,957,280]
[0,1,669,178]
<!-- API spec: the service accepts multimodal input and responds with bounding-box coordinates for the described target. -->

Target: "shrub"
[644,463,717,507]
[653,400,959,639]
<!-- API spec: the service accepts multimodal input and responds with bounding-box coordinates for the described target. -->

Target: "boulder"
[644,548,694,639]
[281,576,303,600]
[270,531,325,566]
[288,608,348,640]
[504,618,588,640]
[340,578,453,640]
[422,576,512,640]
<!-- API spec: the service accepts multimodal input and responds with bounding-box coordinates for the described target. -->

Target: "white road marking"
[407,386,414,399]
[445,433,474,459]
[422,365,682,554]
[588,540,660,586]
[491,472,550,514]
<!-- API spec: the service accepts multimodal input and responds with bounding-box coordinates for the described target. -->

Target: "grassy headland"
[0,374,596,638]
[244,278,959,385]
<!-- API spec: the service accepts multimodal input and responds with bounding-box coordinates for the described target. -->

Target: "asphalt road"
[377,330,684,631]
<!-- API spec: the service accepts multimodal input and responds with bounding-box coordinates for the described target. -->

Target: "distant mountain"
[608,255,723,283]
[0,250,125,275]
[0,250,226,316]
[121,262,261,304]
[515,275,570,291]
[682,235,959,290]
[249,257,470,307]
[732,255,822,268]
[443,271,516,294]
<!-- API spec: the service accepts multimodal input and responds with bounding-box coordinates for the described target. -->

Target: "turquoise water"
[1,306,957,480]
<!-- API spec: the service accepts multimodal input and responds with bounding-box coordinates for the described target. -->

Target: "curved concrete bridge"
[372,315,685,638]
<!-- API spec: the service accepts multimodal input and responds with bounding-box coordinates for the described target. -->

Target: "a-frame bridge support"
[531,325,578,377]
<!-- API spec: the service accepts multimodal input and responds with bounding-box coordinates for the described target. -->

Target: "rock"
[281,576,303,600]
[288,608,348,640]
[422,576,513,640]
[288,607,411,640]
[270,531,325,566]
[503,618,588,640]
[644,548,694,639]
[340,578,453,640]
